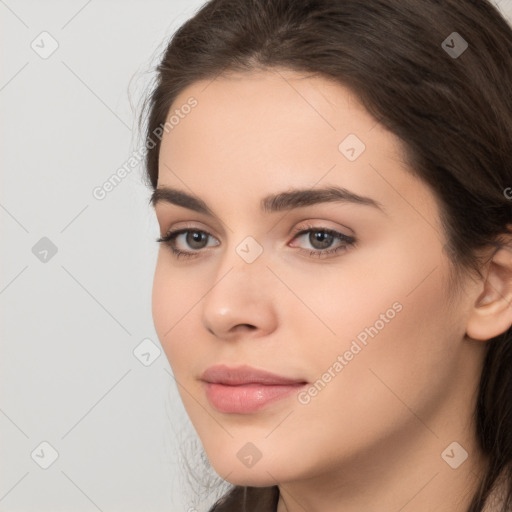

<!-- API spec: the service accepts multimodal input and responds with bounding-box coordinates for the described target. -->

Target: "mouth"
[200,364,308,414]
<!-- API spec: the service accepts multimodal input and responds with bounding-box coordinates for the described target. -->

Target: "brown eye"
[308,230,336,250]
[156,228,220,259]
[185,231,209,249]
[290,226,356,258]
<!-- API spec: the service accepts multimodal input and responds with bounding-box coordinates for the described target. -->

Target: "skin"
[151,68,512,512]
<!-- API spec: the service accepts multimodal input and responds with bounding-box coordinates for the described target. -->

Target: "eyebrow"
[150,185,385,215]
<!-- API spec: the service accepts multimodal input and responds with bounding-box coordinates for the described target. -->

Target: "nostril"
[238,324,256,331]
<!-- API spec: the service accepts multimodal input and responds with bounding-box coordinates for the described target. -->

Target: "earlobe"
[466,245,512,341]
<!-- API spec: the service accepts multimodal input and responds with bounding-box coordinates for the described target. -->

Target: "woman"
[141,0,512,510]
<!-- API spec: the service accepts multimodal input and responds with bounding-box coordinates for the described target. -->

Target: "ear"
[466,244,512,341]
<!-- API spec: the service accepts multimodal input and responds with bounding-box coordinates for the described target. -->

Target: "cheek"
[292,227,455,388]
[151,255,199,368]
[151,257,170,341]
[295,243,458,445]
[275,228,448,353]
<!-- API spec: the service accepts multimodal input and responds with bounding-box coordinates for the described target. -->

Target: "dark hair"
[140,0,512,510]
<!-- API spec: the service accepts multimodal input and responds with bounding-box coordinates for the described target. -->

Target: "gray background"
[1,1,511,511]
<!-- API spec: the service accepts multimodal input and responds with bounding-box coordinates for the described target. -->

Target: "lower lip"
[203,381,307,414]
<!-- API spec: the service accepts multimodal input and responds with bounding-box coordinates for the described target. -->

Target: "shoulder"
[208,485,279,512]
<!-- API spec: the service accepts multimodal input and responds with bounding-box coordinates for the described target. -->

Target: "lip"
[200,364,307,386]
[200,364,308,414]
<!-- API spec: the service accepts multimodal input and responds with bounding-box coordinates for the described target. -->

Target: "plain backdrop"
[0,1,229,511]
[1,1,511,511]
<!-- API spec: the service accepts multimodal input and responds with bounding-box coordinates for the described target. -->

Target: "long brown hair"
[139,1,512,510]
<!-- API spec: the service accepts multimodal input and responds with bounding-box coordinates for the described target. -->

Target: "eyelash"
[156,224,356,260]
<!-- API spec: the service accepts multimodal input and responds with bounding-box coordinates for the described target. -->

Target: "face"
[151,69,478,487]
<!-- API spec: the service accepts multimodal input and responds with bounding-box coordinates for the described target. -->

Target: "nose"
[200,245,278,341]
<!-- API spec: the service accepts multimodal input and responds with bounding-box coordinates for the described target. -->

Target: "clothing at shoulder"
[209,485,279,512]
[208,477,511,511]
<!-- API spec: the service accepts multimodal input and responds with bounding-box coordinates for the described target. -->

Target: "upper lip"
[200,364,307,386]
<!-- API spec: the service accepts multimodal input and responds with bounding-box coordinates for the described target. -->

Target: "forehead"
[165,68,383,148]
[156,68,434,224]
[161,69,396,162]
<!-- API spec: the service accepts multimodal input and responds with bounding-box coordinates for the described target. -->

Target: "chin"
[206,451,300,488]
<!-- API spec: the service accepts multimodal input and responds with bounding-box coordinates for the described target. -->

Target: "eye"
[289,224,356,258]
[156,224,356,260]
[156,228,219,259]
